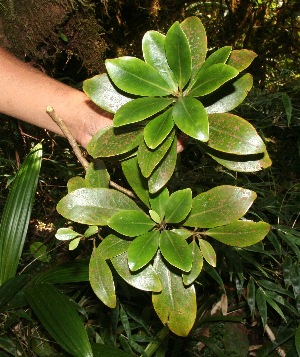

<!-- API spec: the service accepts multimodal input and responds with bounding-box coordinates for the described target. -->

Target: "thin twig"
[46,106,136,198]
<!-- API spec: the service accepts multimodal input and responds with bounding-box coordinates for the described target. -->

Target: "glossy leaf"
[204,73,253,114]
[201,46,232,70]
[67,176,88,193]
[57,188,142,226]
[184,185,256,228]
[114,97,173,127]
[69,238,81,251]
[183,240,203,285]
[138,130,175,178]
[89,246,116,308]
[149,188,169,220]
[198,240,216,267]
[148,135,177,194]
[87,125,143,158]
[121,156,149,207]
[165,21,191,89]
[227,50,257,72]
[106,57,174,96]
[142,31,178,91]
[159,230,192,272]
[111,252,161,292]
[207,220,270,247]
[170,228,193,240]
[265,294,286,321]
[0,143,42,285]
[127,231,160,271]
[25,283,93,357]
[143,108,174,149]
[208,113,266,155]
[188,63,239,97]
[164,188,192,223]
[83,73,133,114]
[85,159,110,188]
[84,225,98,238]
[180,16,207,81]
[149,210,161,224]
[256,287,267,328]
[152,253,196,336]
[172,96,209,141]
[108,210,155,237]
[98,234,131,260]
[55,227,80,241]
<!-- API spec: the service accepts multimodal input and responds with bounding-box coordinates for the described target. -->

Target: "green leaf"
[149,210,161,224]
[204,73,253,114]
[127,231,160,271]
[142,31,178,91]
[143,107,174,149]
[87,125,143,158]
[180,16,207,81]
[281,93,292,127]
[198,240,216,267]
[188,63,239,97]
[295,324,300,356]
[30,242,50,263]
[55,227,81,241]
[265,294,286,321]
[159,231,192,272]
[114,97,173,127]
[108,210,155,237]
[69,237,81,250]
[183,240,203,285]
[121,156,149,207]
[85,159,110,188]
[201,46,232,70]
[148,135,177,194]
[184,185,256,228]
[98,234,131,260]
[91,343,132,357]
[67,176,88,193]
[83,73,133,114]
[172,96,209,141]
[57,188,142,226]
[170,228,193,240]
[138,130,175,178]
[111,252,161,292]
[165,21,191,89]
[106,57,174,96]
[207,221,270,247]
[89,246,116,308]
[0,143,42,285]
[256,287,267,328]
[204,262,224,291]
[227,49,257,72]
[247,277,256,317]
[0,275,29,311]
[164,188,192,223]
[208,113,266,155]
[152,253,196,336]
[84,225,98,238]
[149,188,169,220]
[25,283,93,357]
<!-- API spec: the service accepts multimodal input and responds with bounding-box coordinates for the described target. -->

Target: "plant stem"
[142,326,169,357]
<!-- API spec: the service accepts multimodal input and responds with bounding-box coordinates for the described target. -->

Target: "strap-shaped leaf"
[165,21,191,90]
[180,16,207,81]
[247,277,256,317]
[0,143,42,285]
[207,220,270,247]
[111,252,161,292]
[0,275,29,311]
[142,31,178,92]
[143,107,174,149]
[85,160,110,188]
[149,188,169,221]
[128,231,160,271]
[138,130,175,178]
[25,283,93,357]
[106,57,174,96]
[183,240,203,285]
[172,96,209,141]
[164,188,192,223]
[83,73,133,113]
[184,185,256,228]
[295,324,300,356]
[159,231,192,272]
[89,246,116,308]
[152,253,196,336]
[97,234,131,260]
[204,73,253,114]
[188,63,239,97]
[208,113,266,155]
[148,135,177,194]
[121,156,149,207]
[57,188,142,226]
[256,287,267,328]
[87,125,143,158]
[114,97,173,127]
[198,240,216,267]
[108,210,155,237]
[227,50,257,72]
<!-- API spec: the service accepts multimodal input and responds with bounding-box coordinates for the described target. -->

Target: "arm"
[0,47,113,148]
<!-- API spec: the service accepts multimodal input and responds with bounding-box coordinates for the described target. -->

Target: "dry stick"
[46,106,135,198]
[265,324,286,357]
